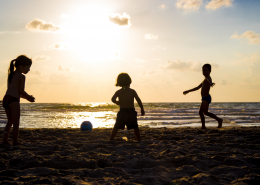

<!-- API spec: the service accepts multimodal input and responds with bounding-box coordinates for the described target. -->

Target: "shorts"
[202,94,212,104]
[2,95,20,109]
[114,108,138,130]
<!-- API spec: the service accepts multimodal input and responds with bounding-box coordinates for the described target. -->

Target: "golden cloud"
[26,19,60,32]
[176,0,203,10]
[109,13,131,26]
[206,0,233,10]
[231,31,260,44]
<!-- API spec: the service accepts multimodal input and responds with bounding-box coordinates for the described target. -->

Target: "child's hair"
[115,73,132,87]
[202,63,211,71]
[8,55,32,83]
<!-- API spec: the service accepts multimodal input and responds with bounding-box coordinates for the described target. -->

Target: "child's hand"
[141,109,145,116]
[183,91,189,95]
[28,95,35,102]
[211,83,215,87]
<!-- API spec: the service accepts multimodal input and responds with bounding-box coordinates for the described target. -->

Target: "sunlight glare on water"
[31,111,117,129]
[71,111,116,128]
[16,102,118,129]
[1,102,260,129]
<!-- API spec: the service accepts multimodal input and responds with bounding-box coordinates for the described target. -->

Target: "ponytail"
[7,55,32,84]
[8,60,16,83]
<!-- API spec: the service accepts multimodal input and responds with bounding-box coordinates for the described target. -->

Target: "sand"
[0,126,260,185]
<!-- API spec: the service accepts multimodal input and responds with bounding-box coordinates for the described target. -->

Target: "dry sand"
[0,126,260,185]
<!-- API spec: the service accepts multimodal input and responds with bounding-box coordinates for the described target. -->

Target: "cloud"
[159,4,166,9]
[205,0,233,10]
[176,0,203,10]
[26,18,60,32]
[163,60,219,72]
[145,34,158,40]
[0,32,3,34]
[231,31,260,44]
[45,43,68,50]
[33,55,50,62]
[109,13,131,26]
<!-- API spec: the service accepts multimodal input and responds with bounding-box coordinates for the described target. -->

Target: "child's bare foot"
[217,119,223,128]
[201,126,206,129]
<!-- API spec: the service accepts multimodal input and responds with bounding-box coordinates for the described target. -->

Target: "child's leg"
[3,108,13,144]
[8,102,20,145]
[199,100,209,129]
[109,127,118,140]
[134,127,141,142]
[204,111,222,128]
[200,100,223,128]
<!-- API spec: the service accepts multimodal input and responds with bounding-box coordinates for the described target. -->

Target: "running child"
[183,64,222,129]
[2,55,35,145]
[110,73,145,142]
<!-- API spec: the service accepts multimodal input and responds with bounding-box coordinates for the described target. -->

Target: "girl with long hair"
[2,55,35,145]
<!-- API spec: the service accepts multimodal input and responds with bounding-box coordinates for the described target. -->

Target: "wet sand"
[0,127,260,185]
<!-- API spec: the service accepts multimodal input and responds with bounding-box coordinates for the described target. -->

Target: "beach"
[0,126,260,185]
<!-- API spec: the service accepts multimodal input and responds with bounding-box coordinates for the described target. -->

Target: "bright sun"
[61,5,120,62]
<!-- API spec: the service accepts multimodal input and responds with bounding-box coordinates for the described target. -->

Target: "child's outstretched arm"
[19,75,35,102]
[183,83,202,95]
[134,91,145,116]
[111,91,120,105]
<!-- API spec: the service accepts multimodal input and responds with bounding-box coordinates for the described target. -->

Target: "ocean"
[1,102,260,129]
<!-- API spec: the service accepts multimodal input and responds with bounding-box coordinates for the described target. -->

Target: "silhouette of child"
[2,55,35,145]
[110,73,145,142]
[183,64,222,129]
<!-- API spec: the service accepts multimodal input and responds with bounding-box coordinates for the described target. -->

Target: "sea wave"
[2,102,259,128]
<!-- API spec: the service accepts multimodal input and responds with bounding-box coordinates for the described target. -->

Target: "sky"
[0,0,260,103]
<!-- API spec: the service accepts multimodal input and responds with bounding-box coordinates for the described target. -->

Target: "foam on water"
[0,102,260,128]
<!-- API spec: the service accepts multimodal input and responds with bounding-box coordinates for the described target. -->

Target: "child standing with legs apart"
[110,73,145,142]
[183,64,222,129]
[2,55,35,145]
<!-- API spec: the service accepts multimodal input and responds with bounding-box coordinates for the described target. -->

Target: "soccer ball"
[81,121,93,131]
